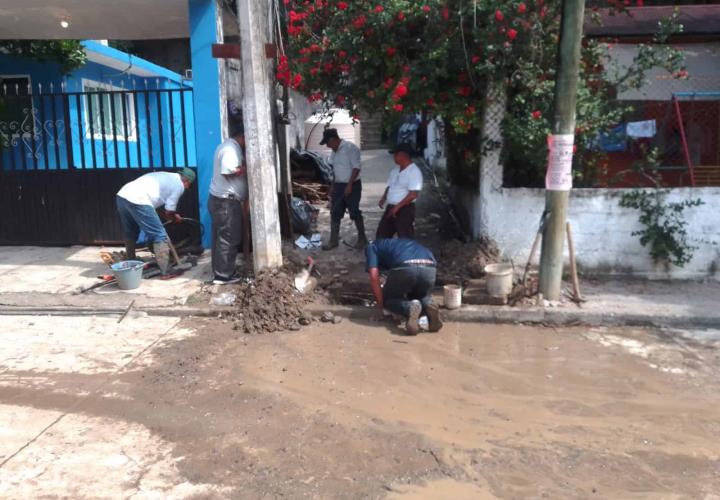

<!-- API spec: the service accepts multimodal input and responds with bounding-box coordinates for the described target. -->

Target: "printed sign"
[545,134,574,191]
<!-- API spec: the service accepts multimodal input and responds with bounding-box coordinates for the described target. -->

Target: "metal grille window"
[0,75,32,124]
[83,81,136,141]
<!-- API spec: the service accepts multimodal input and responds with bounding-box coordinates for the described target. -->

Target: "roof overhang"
[0,0,190,40]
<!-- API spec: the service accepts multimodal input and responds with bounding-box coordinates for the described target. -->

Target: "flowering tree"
[280,1,684,186]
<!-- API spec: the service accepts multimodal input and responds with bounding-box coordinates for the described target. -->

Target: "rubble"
[232,267,314,334]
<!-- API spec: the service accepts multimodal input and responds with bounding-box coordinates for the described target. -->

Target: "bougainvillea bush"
[281,1,684,186]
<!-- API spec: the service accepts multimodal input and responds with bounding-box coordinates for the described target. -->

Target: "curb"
[2,303,719,329]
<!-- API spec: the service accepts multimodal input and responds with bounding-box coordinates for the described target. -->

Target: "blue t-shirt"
[365,239,436,271]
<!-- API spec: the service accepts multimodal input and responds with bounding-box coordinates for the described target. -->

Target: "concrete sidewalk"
[0,246,212,311]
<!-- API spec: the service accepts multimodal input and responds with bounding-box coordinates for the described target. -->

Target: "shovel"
[294,256,317,294]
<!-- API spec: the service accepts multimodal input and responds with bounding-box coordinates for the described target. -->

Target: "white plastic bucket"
[484,263,514,298]
[111,260,145,290]
[443,285,462,310]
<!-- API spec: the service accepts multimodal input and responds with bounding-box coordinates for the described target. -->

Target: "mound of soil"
[433,237,501,285]
[232,268,313,334]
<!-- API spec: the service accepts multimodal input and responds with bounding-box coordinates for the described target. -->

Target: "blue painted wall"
[0,42,196,173]
[189,0,224,247]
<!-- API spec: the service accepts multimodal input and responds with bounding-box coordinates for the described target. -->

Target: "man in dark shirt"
[365,238,443,335]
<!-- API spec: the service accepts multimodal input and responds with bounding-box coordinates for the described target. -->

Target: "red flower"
[471,55,481,65]
[531,110,542,120]
[291,73,303,89]
[339,63,351,73]
[338,50,347,59]
[518,3,527,14]
[336,95,346,105]
[393,83,408,98]
[458,86,472,97]
[636,0,643,5]
[310,67,319,76]
[323,62,334,73]
[426,98,435,107]
[507,29,518,40]
[352,15,367,29]
[337,1,348,9]
[374,5,384,13]
[495,10,504,21]
[441,6,449,20]
[310,43,322,53]
[465,105,476,116]
[383,77,394,89]
[386,47,397,57]
[397,11,405,21]
[393,103,404,112]
[422,5,431,13]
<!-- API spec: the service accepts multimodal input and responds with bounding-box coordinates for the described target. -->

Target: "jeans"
[330,180,362,223]
[209,194,244,279]
[383,265,436,317]
[116,196,168,243]
[376,203,415,240]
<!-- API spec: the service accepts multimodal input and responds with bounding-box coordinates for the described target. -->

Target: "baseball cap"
[319,128,340,145]
[390,143,415,156]
[179,167,196,184]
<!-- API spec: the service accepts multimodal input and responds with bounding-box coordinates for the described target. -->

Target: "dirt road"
[2,312,719,498]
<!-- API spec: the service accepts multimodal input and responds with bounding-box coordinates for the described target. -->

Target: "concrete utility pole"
[538,0,586,301]
[237,0,283,271]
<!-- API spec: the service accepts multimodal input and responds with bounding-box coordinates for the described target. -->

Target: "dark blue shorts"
[330,180,362,222]
[116,195,168,243]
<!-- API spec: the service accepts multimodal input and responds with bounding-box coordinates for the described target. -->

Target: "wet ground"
[1,312,719,498]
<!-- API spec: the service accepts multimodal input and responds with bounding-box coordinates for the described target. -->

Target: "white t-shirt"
[117,171,185,211]
[210,138,248,200]
[329,140,361,184]
[386,163,423,205]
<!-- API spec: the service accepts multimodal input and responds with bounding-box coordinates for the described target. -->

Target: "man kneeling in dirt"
[366,238,443,335]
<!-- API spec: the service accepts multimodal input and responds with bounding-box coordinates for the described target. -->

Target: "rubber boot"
[154,241,171,275]
[426,303,444,332]
[353,216,368,249]
[124,239,137,261]
[406,300,422,335]
[322,220,340,251]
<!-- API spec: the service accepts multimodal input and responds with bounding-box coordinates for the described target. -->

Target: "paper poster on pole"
[545,134,574,191]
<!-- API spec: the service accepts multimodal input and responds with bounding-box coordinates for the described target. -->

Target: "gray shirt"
[329,139,361,184]
[209,138,248,200]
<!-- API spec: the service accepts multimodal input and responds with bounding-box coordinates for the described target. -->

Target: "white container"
[443,285,462,310]
[304,109,361,152]
[484,263,514,298]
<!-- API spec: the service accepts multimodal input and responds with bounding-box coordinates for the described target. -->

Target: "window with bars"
[83,82,136,141]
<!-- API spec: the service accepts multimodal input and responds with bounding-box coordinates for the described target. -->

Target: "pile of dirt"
[232,268,314,334]
[433,237,501,285]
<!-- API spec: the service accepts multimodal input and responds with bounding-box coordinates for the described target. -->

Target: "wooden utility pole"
[237,0,283,271]
[538,0,586,301]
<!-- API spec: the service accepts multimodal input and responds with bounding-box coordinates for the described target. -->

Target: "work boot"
[322,220,340,251]
[124,239,137,261]
[353,216,368,249]
[426,303,443,332]
[406,300,422,335]
[154,241,171,275]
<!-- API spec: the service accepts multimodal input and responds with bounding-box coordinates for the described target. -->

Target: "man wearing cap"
[116,167,196,274]
[377,143,423,239]
[208,122,248,284]
[365,238,443,335]
[320,128,367,250]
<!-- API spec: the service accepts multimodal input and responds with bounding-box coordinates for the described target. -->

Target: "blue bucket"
[110,260,145,290]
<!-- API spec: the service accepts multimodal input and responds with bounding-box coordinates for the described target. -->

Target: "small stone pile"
[232,268,313,334]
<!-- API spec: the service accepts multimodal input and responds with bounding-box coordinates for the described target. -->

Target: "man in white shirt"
[208,123,248,284]
[116,167,195,273]
[377,143,423,239]
[320,128,367,250]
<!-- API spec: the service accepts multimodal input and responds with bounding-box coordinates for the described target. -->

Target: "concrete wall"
[455,184,720,280]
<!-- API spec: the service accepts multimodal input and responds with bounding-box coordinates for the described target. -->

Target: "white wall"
[457,185,720,279]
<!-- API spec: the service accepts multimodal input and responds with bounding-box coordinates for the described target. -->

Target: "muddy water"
[234,320,720,499]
